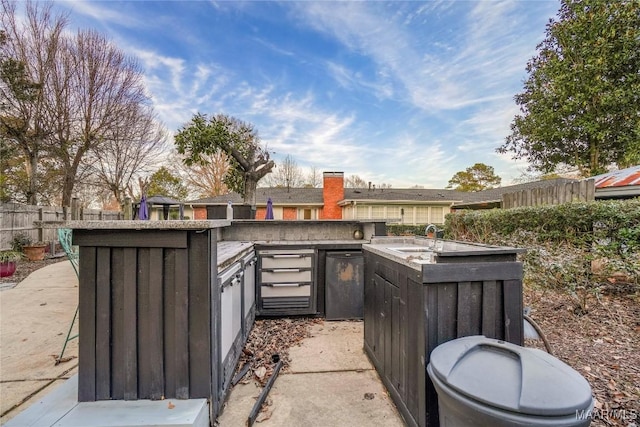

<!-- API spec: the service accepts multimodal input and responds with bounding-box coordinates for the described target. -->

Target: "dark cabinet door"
[325,252,364,320]
[373,274,385,362]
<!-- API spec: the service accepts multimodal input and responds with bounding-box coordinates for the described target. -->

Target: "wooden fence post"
[71,198,80,220]
[124,197,132,220]
[38,207,45,242]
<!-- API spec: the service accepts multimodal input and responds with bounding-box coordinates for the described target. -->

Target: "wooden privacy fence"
[501,179,595,209]
[1,201,122,250]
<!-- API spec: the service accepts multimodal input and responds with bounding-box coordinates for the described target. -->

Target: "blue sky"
[55,0,560,188]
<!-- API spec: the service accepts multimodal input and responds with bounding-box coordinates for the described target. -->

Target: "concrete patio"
[0,261,404,426]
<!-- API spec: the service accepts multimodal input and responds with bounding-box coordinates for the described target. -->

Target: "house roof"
[592,165,640,188]
[189,187,324,206]
[341,188,463,203]
[145,195,183,205]
[591,165,640,199]
[189,174,626,208]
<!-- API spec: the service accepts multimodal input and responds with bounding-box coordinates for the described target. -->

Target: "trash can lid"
[428,336,593,417]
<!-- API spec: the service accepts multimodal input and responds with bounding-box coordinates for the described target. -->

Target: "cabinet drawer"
[261,283,311,298]
[260,249,314,268]
[261,269,311,283]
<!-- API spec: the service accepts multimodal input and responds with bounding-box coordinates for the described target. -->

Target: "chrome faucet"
[425,224,439,249]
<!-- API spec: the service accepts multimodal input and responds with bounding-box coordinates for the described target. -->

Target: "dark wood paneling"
[174,248,191,399]
[110,248,125,399]
[137,248,165,399]
[456,282,472,337]
[123,247,138,400]
[95,248,111,400]
[422,262,523,283]
[405,277,424,426]
[78,246,97,402]
[148,248,165,399]
[316,250,326,316]
[163,248,177,398]
[503,279,524,345]
[390,283,401,391]
[73,230,187,248]
[374,274,385,362]
[363,253,375,351]
[436,283,457,344]
[481,280,497,338]
[187,231,212,398]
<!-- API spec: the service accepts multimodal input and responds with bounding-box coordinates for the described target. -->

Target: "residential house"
[184,166,640,222]
[187,172,464,225]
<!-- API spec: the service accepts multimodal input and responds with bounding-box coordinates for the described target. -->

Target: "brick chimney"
[321,172,344,219]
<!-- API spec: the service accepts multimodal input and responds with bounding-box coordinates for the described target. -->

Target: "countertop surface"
[252,240,367,246]
[363,236,524,270]
[217,241,255,270]
[37,220,231,229]
[216,240,366,271]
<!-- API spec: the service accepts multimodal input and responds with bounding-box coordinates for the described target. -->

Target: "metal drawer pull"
[271,254,304,258]
[270,268,301,273]
[269,283,304,287]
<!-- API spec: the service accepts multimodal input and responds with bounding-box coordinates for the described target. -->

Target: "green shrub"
[11,232,33,252]
[445,199,640,298]
[386,224,429,237]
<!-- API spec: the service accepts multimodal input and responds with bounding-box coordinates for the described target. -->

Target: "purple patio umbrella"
[265,197,274,220]
[138,195,149,220]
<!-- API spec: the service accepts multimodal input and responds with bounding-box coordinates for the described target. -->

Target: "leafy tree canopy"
[174,113,274,210]
[498,0,640,176]
[145,167,189,201]
[446,163,502,192]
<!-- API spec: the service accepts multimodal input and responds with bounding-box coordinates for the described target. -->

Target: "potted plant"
[0,250,22,277]
[11,232,48,261]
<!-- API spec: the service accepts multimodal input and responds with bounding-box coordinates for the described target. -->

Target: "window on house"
[415,206,429,224]
[356,205,369,219]
[430,206,444,224]
[386,206,400,220]
[371,205,385,219]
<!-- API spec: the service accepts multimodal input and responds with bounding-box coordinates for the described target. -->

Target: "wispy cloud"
[59,0,143,29]
[51,0,558,188]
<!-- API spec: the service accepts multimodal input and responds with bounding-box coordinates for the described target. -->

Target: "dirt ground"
[525,285,639,427]
[3,258,638,426]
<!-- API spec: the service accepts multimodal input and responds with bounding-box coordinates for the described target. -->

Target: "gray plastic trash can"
[427,336,593,427]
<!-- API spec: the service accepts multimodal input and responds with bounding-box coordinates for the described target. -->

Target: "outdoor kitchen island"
[23,220,524,427]
[362,237,525,427]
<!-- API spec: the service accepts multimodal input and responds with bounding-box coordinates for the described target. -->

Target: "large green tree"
[145,167,189,201]
[446,163,502,192]
[498,0,640,176]
[175,113,274,215]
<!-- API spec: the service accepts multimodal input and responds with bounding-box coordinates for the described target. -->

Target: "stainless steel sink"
[388,247,433,253]
[387,247,435,264]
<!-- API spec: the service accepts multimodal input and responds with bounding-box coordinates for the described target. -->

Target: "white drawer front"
[261,255,312,269]
[261,283,311,298]
[262,269,311,283]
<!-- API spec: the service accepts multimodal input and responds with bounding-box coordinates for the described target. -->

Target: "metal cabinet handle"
[268,283,303,287]
[270,254,304,259]
[269,268,301,273]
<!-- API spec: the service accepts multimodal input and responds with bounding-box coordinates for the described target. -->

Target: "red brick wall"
[193,206,207,220]
[322,172,344,219]
[256,207,266,219]
[283,207,297,220]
